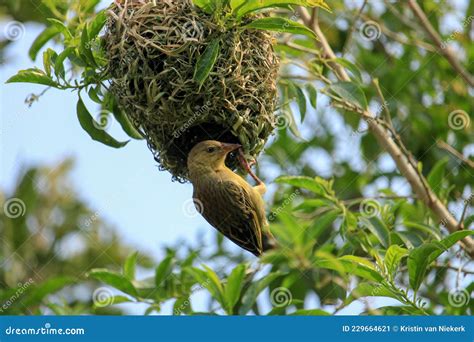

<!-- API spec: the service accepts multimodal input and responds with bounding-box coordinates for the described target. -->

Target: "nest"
[103,0,279,181]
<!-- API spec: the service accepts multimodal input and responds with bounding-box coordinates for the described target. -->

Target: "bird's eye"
[206,147,216,153]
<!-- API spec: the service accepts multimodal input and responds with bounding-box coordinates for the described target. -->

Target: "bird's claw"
[237,148,263,186]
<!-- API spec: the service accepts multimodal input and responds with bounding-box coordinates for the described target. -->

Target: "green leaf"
[46,18,72,40]
[76,97,129,148]
[43,49,57,77]
[327,81,367,109]
[233,0,330,18]
[21,277,75,308]
[316,255,383,282]
[112,102,144,140]
[88,269,138,297]
[427,157,449,196]
[54,47,74,80]
[333,58,363,83]
[123,251,138,280]
[404,221,442,240]
[6,68,59,87]
[305,84,317,109]
[384,245,408,280]
[80,26,96,66]
[306,209,340,241]
[89,10,107,39]
[244,17,317,39]
[29,26,60,60]
[194,38,220,88]
[193,0,218,13]
[173,296,192,315]
[155,255,174,286]
[464,215,474,229]
[93,295,132,308]
[361,216,391,248]
[345,283,399,306]
[288,82,307,122]
[408,230,474,291]
[187,266,225,306]
[275,176,328,196]
[239,273,282,314]
[224,264,247,313]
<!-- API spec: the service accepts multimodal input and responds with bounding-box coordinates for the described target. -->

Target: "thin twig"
[342,0,368,56]
[372,78,393,128]
[407,0,474,87]
[437,140,474,169]
[458,195,472,229]
[359,13,436,52]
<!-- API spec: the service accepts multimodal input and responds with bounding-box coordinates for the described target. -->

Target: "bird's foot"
[237,149,264,186]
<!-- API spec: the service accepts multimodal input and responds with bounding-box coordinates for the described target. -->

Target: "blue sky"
[0,21,216,259]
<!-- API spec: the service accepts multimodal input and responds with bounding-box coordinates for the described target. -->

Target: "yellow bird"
[187,140,276,256]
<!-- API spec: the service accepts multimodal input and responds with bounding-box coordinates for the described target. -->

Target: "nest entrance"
[104,0,279,181]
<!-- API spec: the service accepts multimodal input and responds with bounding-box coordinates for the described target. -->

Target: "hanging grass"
[104,0,279,181]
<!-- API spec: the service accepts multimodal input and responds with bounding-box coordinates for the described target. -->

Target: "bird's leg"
[237,149,266,195]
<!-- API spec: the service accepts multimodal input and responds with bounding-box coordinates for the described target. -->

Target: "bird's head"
[187,140,241,176]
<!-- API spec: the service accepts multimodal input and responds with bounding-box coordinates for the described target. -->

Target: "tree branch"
[407,0,474,87]
[296,6,474,258]
[437,140,474,169]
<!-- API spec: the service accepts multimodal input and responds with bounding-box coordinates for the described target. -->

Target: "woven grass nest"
[104,0,280,181]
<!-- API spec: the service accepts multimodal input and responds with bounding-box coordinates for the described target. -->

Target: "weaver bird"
[187,140,276,256]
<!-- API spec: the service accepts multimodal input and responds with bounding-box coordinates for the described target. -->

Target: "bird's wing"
[196,180,263,256]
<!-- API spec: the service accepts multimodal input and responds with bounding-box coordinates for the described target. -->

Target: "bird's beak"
[221,142,241,153]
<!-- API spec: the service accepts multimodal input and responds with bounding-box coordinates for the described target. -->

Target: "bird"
[187,140,276,256]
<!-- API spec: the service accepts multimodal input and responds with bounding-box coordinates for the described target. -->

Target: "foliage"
[0,160,153,314]
[2,0,473,316]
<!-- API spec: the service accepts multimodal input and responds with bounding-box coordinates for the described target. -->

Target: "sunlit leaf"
[88,269,138,297]
[29,26,60,61]
[408,231,474,291]
[244,17,317,39]
[6,68,59,87]
[76,97,129,148]
[224,264,247,313]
